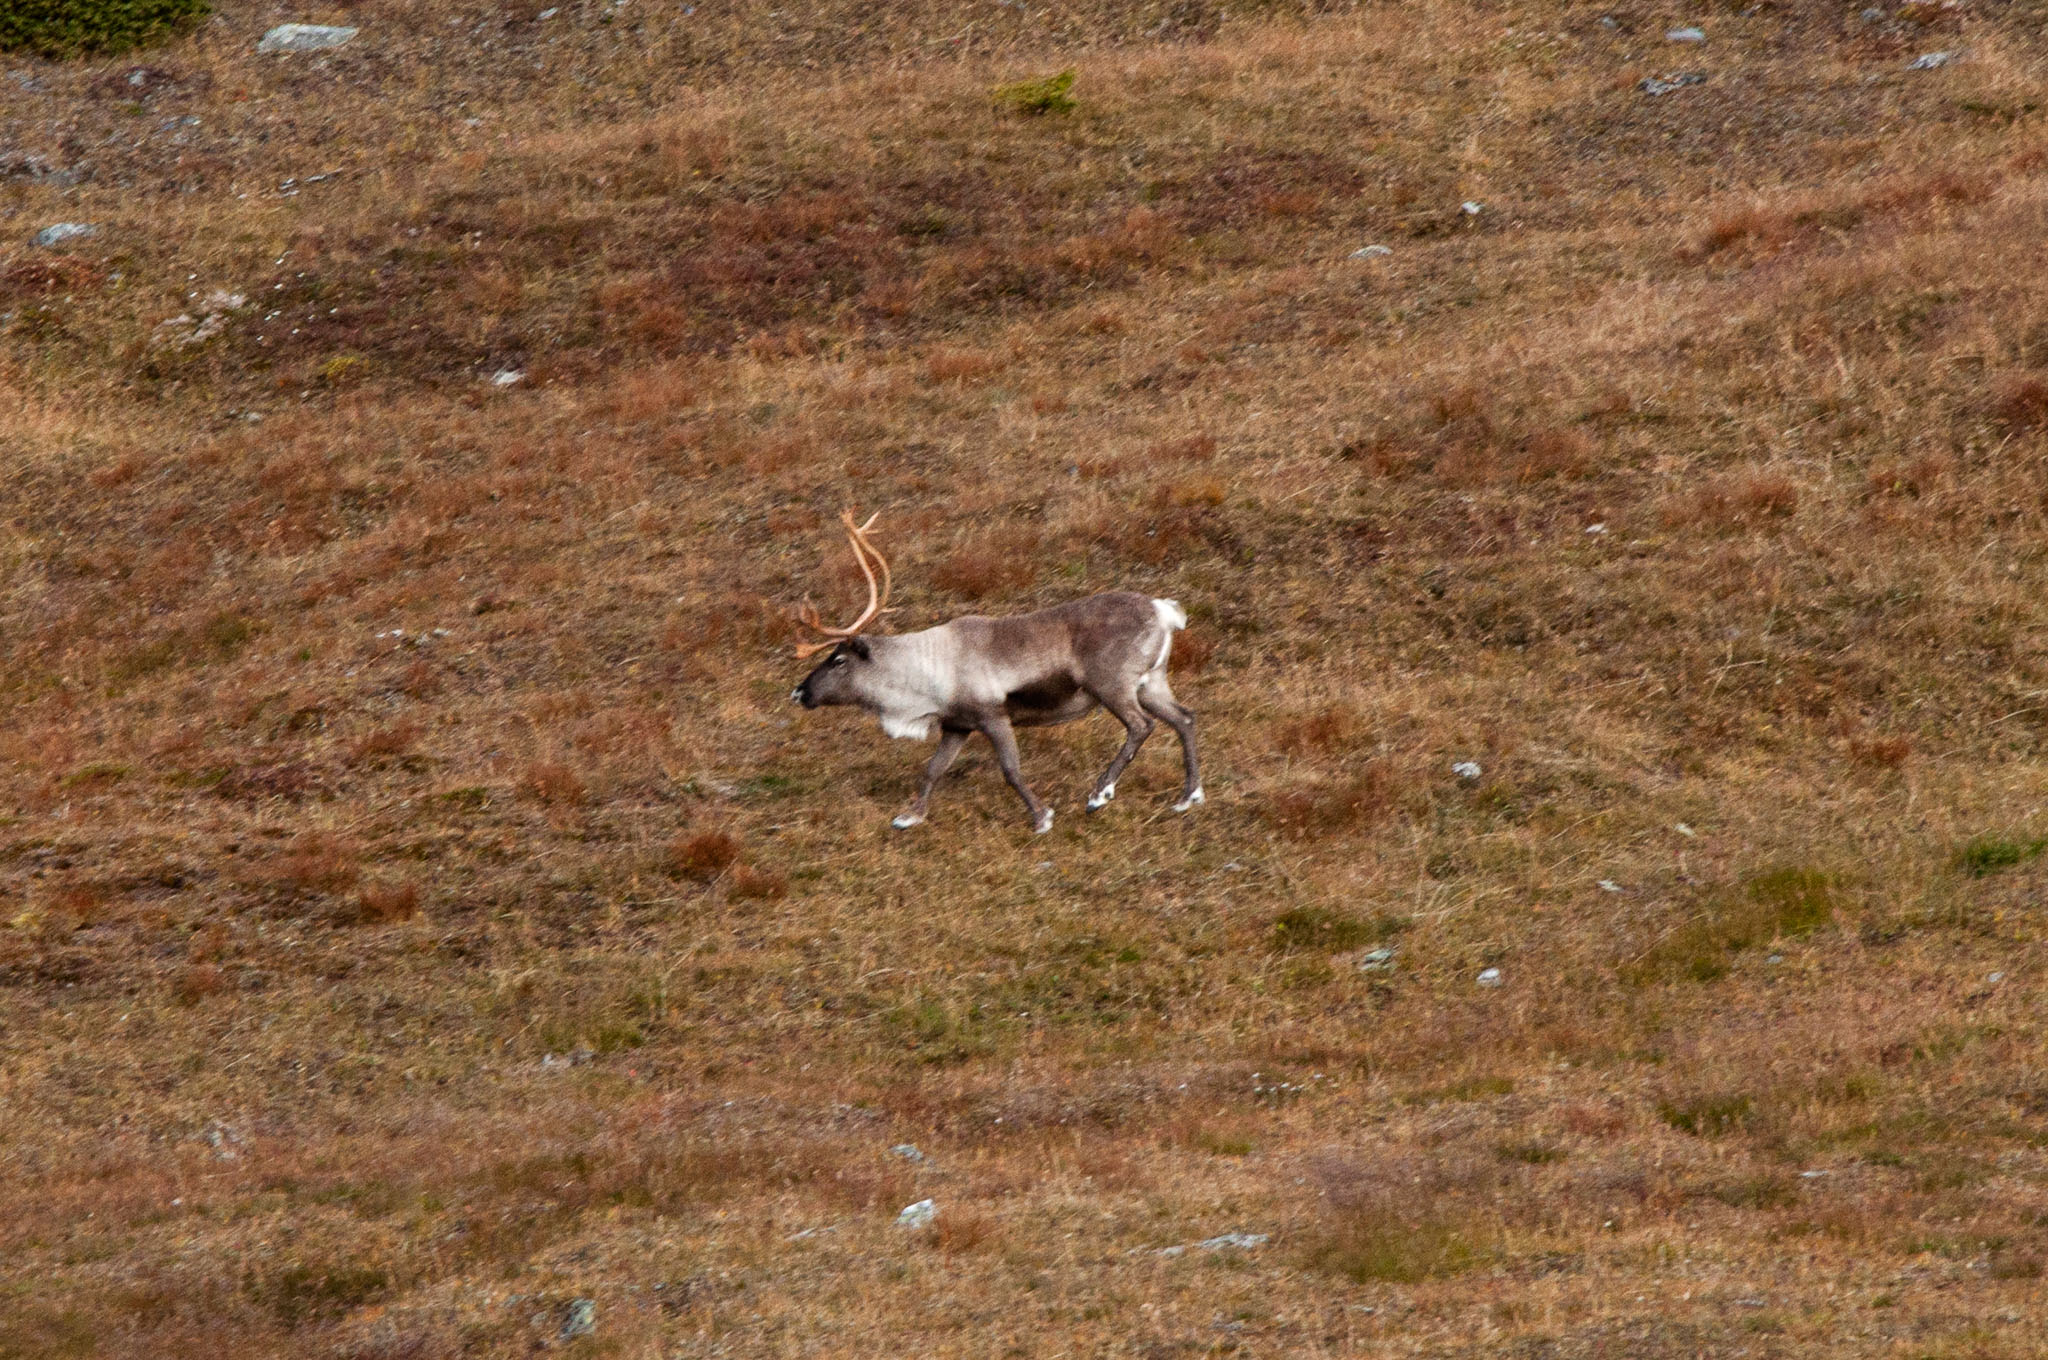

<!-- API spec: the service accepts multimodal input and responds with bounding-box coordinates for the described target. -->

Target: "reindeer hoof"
[1171,788,1205,813]
[1086,783,1116,812]
[1033,808,1055,835]
[891,812,925,830]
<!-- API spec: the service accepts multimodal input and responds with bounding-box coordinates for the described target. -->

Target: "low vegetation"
[3,0,2048,1354]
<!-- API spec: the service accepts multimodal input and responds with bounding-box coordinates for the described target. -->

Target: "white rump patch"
[1149,597,1187,673]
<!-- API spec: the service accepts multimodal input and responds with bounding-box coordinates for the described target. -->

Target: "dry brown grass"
[5,1,2048,1355]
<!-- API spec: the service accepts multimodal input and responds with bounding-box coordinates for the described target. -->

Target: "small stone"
[1460,200,1484,216]
[1598,879,1623,893]
[1356,946,1396,973]
[1585,522,1608,534]
[1766,953,1785,964]
[1640,72,1707,96]
[490,368,525,387]
[1907,51,1954,69]
[1599,15,1619,28]
[1666,25,1706,41]
[32,222,95,247]
[888,1143,927,1163]
[1452,761,1483,781]
[1988,971,2005,984]
[1350,244,1392,258]
[1675,822,1697,838]
[258,24,360,53]
[1476,967,1504,988]
[1861,6,1885,19]
[1196,1232,1269,1251]
[559,1298,595,1340]
[896,1198,937,1229]
[537,6,559,15]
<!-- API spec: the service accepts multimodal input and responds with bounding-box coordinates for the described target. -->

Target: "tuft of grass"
[1951,834,2047,877]
[670,831,742,881]
[992,69,1076,116]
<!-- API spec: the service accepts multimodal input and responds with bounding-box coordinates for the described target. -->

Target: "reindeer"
[789,512,1202,834]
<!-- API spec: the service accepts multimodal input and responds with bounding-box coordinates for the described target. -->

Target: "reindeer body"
[793,591,1202,833]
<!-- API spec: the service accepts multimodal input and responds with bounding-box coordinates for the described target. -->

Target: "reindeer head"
[789,510,890,709]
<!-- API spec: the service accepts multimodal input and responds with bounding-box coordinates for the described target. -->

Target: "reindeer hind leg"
[1137,676,1202,810]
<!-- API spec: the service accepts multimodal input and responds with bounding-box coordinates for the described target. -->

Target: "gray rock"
[1356,946,1397,973]
[1476,967,1504,988]
[1350,244,1392,259]
[258,24,359,53]
[896,1198,936,1229]
[1452,761,1482,780]
[33,222,95,247]
[1666,26,1706,41]
[888,1143,927,1163]
[1198,1232,1269,1250]
[1907,50,1955,70]
[559,1299,595,1340]
[1861,6,1886,20]
[1640,73,1707,96]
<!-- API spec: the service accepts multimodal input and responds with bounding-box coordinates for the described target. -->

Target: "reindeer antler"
[793,510,892,658]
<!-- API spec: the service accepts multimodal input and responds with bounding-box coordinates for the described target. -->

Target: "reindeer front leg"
[893,726,970,829]
[979,715,1053,834]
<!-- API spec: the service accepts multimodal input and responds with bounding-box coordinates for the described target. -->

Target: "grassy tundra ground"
[4,0,2048,1354]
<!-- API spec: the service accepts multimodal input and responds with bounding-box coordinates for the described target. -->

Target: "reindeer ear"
[845,636,872,661]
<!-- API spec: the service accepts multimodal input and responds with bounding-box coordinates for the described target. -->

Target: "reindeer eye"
[829,654,847,666]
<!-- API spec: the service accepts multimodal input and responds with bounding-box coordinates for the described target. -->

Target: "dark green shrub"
[0,0,208,58]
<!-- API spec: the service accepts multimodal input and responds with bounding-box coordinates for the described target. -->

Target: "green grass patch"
[1657,1092,1754,1138]
[1308,1214,1490,1283]
[0,0,207,57]
[1629,867,1838,984]
[993,69,1076,116]
[1402,1075,1514,1106]
[1267,906,1407,954]
[1951,834,2047,877]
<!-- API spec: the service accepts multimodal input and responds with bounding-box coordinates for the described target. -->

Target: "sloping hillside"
[4,1,2048,1354]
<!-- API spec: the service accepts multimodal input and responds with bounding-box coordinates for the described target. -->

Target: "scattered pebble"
[1861,6,1886,19]
[537,6,559,16]
[1598,879,1623,893]
[1585,522,1608,534]
[1675,823,1697,838]
[1907,50,1955,70]
[888,1143,927,1163]
[1452,761,1483,781]
[1799,1169,1831,1179]
[1356,946,1397,973]
[1766,953,1784,965]
[32,222,96,247]
[896,1198,936,1229]
[1666,26,1706,41]
[541,1046,595,1069]
[258,23,360,53]
[559,1299,596,1340]
[1459,200,1484,216]
[1988,971,2005,984]
[491,368,525,387]
[1640,73,1707,96]
[1350,244,1393,260]
[1476,967,1504,988]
